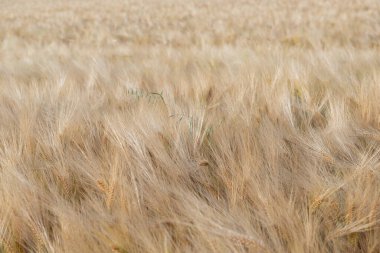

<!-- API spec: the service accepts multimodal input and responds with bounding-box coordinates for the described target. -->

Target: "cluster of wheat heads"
[1,0,380,252]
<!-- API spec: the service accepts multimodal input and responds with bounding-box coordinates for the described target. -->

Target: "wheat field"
[1,0,380,252]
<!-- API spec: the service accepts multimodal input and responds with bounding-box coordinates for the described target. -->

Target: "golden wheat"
[0,0,380,252]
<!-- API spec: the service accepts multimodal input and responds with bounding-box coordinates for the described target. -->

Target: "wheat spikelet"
[255,115,262,124]
[205,87,213,104]
[345,203,354,224]
[0,236,22,253]
[348,233,359,247]
[198,160,209,167]
[111,245,127,253]
[322,154,334,164]
[97,179,108,193]
[204,184,219,199]
[311,112,327,129]
[328,200,340,218]
[111,245,122,252]
[106,181,115,210]
[120,192,128,212]
[368,202,378,223]
[229,235,267,251]
[58,174,71,197]
[5,218,25,253]
[30,223,44,252]
[97,179,115,209]
[225,178,233,191]
[0,237,14,253]
[310,187,337,212]
[310,196,324,211]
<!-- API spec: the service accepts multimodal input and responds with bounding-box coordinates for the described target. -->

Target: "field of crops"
[1,0,380,252]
